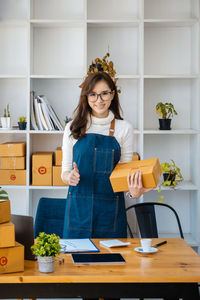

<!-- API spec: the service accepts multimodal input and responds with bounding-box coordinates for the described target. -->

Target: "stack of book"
[30,91,64,131]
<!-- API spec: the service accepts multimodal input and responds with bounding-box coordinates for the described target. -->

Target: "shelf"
[29,186,67,190]
[30,19,85,27]
[0,129,27,134]
[87,20,140,28]
[29,130,64,134]
[144,74,199,78]
[144,19,199,27]
[30,75,84,79]
[155,181,198,191]
[143,129,200,134]
[0,21,28,27]
[0,185,27,190]
[0,75,28,79]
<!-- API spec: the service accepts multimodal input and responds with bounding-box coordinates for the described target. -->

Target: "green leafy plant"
[18,116,26,122]
[64,116,72,124]
[3,104,10,118]
[156,102,177,119]
[0,187,9,200]
[158,159,184,202]
[31,232,61,257]
[81,49,121,93]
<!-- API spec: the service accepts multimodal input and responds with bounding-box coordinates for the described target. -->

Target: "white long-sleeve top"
[61,110,133,178]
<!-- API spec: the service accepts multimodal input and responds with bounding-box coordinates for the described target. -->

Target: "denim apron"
[63,119,127,238]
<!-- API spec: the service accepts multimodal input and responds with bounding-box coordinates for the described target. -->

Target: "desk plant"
[158,159,183,202]
[156,102,177,130]
[1,104,11,129]
[80,50,121,94]
[18,116,27,130]
[31,232,61,273]
[0,187,9,200]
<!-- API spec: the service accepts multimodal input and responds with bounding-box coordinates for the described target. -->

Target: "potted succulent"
[156,102,177,130]
[1,104,11,129]
[158,159,184,202]
[18,116,27,130]
[31,232,61,273]
[80,50,121,94]
[0,187,9,200]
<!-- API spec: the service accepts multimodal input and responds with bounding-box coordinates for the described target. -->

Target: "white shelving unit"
[0,0,199,250]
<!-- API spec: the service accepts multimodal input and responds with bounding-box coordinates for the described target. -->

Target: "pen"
[152,240,167,248]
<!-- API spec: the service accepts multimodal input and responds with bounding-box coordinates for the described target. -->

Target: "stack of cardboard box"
[53,147,68,186]
[32,152,54,186]
[0,142,26,185]
[0,199,24,274]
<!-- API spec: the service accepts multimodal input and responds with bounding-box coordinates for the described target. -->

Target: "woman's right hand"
[67,162,80,186]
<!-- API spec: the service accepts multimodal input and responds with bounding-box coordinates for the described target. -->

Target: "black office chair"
[126,202,184,239]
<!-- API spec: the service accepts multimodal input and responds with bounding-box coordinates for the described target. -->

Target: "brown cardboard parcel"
[0,170,26,185]
[1,156,25,169]
[0,142,26,157]
[55,147,62,166]
[32,152,53,186]
[0,222,15,248]
[0,199,11,224]
[0,242,24,274]
[53,166,68,186]
[110,158,162,192]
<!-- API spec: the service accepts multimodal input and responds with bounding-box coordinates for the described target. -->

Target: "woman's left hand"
[127,170,153,199]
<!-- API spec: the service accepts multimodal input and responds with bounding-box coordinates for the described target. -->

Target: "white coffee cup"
[140,238,152,251]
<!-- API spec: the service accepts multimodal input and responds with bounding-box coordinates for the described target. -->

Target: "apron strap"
[109,119,115,136]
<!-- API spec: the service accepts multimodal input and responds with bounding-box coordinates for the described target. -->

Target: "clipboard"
[59,238,100,253]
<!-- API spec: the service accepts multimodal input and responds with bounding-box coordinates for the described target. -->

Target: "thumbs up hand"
[67,162,80,186]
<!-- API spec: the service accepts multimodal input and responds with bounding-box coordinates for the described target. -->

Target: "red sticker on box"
[38,166,47,175]
[0,256,8,266]
[10,174,16,181]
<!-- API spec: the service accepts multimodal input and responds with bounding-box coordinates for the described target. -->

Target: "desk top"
[1,238,200,284]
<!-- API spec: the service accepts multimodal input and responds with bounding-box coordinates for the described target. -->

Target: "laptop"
[11,214,36,260]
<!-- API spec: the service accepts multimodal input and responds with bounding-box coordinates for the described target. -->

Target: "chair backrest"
[34,197,66,238]
[126,202,184,239]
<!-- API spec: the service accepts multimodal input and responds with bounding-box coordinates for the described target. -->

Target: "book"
[34,97,44,130]
[37,99,49,130]
[37,96,54,131]
[59,239,100,253]
[30,91,38,130]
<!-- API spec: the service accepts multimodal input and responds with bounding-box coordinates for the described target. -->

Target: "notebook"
[11,214,36,260]
[59,238,99,253]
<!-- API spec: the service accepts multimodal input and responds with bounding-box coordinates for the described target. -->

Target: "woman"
[61,72,152,238]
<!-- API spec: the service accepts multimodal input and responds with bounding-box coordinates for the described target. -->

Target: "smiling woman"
[61,72,152,240]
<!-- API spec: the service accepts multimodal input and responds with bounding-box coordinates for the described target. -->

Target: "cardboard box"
[0,199,11,224]
[0,242,24,274]
[53,166,68,186]
[32,152,53,186]
[0,170,26,185]
[110,158,162,192]
[0,142,26,157]
[0,222,15,248]
[132,152,140,161]
[1,156,25,170]
[55,147,62,166]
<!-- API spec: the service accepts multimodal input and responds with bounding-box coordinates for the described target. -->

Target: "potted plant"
[0,187,9,200]
[80,50,121,94]
[158,159,184,202]
[18,116,27,130]
[1,104,11,129]
[31,232,61,273]
[64,116,72,124]
[156,102,177,130]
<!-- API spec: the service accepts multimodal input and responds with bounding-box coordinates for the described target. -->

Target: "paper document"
[100,239,131,248]
[59,239,99,253]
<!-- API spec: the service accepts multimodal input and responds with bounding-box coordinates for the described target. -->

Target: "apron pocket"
[93,194,119,233]
[67,192,93,232]
[93,148,114,174]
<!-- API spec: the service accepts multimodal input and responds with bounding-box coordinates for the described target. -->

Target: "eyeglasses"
[87,91,113,102]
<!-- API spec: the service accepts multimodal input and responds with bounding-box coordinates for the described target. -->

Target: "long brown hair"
[70,72,123,140]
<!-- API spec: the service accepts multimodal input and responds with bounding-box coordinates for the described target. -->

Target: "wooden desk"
[0,238,200,299]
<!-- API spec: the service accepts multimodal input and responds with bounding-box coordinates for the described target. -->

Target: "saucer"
[134,247,158,254]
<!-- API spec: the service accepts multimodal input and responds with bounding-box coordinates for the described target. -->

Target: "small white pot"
[1,117,11,129]
[37,256,55,273]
